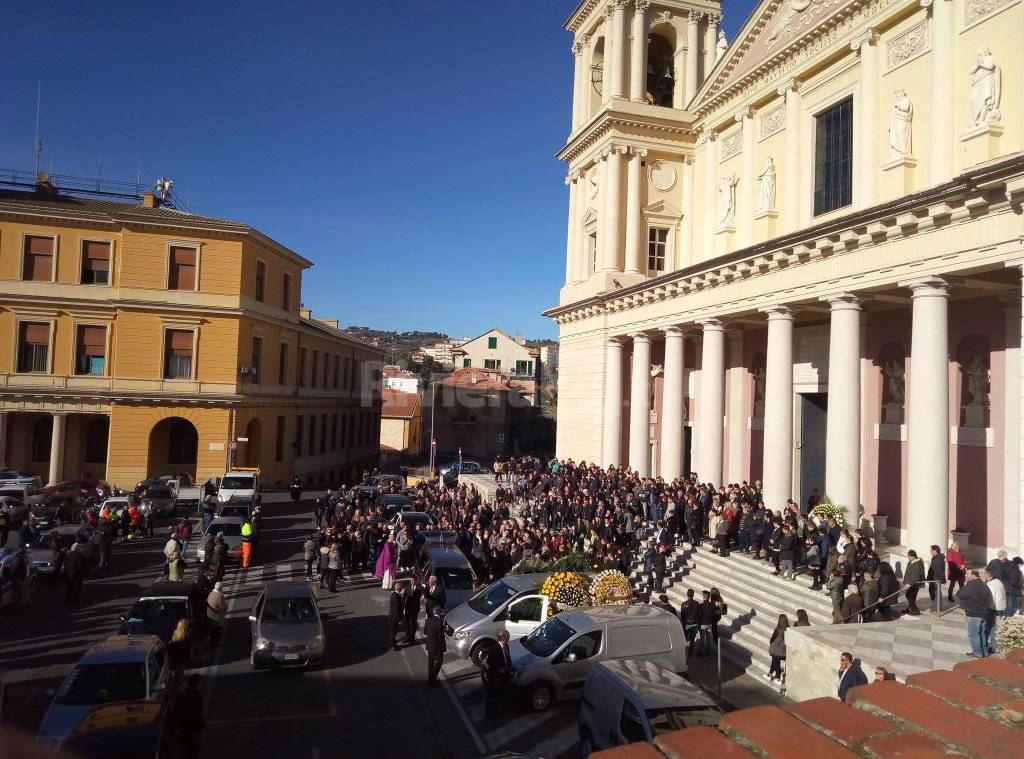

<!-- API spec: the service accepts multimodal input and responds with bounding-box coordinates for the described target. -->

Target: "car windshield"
[55,663,147,705]
[126,599,188,624]
[218,506,248,518]
[435,567,474,590]
[210,523,243,537]
[145,489,172,499]
[262,597,317,624]
[646,707,722,734]
[221,477,254,490]
[467,580,516,615]
[522,617,576,658]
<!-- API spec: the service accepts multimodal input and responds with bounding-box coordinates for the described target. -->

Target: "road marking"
[276,563,292,577]
[413,645,489,754]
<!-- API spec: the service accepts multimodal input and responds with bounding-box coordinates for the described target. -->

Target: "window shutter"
[25,236,54,255]
[170,246,197,265]
[78,325,107,350]
[21,322,50,343]
[168,329,194,351]
[83,241,111,266]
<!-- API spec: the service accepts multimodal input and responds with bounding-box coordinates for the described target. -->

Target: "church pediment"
[693,0,860,113]
[643,199,683,217]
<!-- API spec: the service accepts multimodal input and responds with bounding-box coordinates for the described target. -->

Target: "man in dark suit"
[424,575,447,616]
[424,605,447,686]
[404,577,423,644]
[388,581,406,651]
[837,652,867,702]
[927,545,946,607]
[482,630,512,718]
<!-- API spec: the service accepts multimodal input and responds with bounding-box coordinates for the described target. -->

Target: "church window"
[813,98,853,216]
[647,228,668,274]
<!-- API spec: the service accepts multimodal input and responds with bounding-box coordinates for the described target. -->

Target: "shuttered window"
[17,322,50,373]
[255,260,266,302]
[278,343,289,385]
[164,329,194,379]
[76,325,107,375]
[251,337,263,383]
[23,235,55,281]
[81,240,111,285]
[168,246,197,291]
[282,273,292,311]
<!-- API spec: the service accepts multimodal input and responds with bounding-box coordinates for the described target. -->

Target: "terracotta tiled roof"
[436,367,512,391]
[381,389,421,418]
[593,649,1024,759]
[383,366,415,379]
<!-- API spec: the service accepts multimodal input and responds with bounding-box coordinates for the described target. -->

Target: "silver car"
[423,543,477,611]
[196,517,246,563]
[3,524,97,576]
[249,582,326,669]
[443,573,550,666]
[36,635,172,748]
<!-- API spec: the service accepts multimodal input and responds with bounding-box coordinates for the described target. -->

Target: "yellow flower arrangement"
[590,570,633,606]
[540,571,589,615]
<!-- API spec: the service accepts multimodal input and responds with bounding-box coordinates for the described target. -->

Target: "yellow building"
[0,180,384,488]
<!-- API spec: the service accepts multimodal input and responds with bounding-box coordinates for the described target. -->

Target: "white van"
[218,469,260,506]
[578,659,723,757]
[508,604,688,712]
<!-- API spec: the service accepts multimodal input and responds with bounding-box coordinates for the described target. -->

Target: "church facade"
[547,0,1024,560]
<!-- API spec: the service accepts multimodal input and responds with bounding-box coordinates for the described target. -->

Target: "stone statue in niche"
[753,367,766,402]
[969,46,1001,127]
[716,30,728,62]
[965,355,991,406]
[650,364,663,378]
[717,173,739,227]
[755,157,776,213]
[884,361,905,405]
[888,89,913,159]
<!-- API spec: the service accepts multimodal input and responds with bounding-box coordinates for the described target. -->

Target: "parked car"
[248,582,326,669]
[100,496,132,520]
[196,517,246,563]
[389,511,435,534]
[140,487,176,518]
[382,493,414,516]
[42,479,101,500]
[443,573,551,666]
[368,474,405,490]
[118,581,198,661]
[0,475,45,507]
[36,635,174,748]
[578,660,722,756]
[422,543,477,611]
[62,701,179,759]
[3,523,98,577]
[164,475,202,513]
[217,469,260,505]
[509,605,688,712]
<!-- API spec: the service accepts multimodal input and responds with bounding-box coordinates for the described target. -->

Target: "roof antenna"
[34,81,43,174]
[96,156,102,191]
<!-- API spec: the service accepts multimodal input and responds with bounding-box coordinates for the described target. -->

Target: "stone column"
[565,172,580,284]
[661,327,685,480]
[685,12,701,105]
[1001,287,1021,553]
[629,333,652,476]
[630,0,650,102]
[903,277,951,553]
[761,306,794,509]
[698,319,725,486]
[704,13,720,81]
[929,0,955,185]
[571,37,590,129]
[624,147,646,275]
[853,31,879,207]
[48,412,67,485]
[596,152,609,273]
[737,106,755,246]
[609,0,629,100]
[0,412,7,467]
[681,156,695,269]
[603,338,625,467]
[701,131,717,261]
[779,79,801,231]
[602,11,614,106]
[823,293,862,526]
[602,145,626,273]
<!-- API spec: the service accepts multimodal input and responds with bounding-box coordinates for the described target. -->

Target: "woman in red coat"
[946,541,966,601]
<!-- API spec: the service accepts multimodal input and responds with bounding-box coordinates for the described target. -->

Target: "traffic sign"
[228,441,238,451]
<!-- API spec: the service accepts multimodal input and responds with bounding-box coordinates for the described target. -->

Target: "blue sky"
[1,1,756,340]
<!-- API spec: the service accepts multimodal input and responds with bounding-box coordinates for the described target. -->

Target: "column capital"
[697,128,716,145]
[608,143,629,156]
[662,325,686,338]
[899,275,951,298]
[850,29,879,53]
[707,12,723,24]
[629,146,647,158]
[820,292,862,310]
[634,0,652,11]
[52,411,69,418]
[565,170,581,185]
[734,105,755,122]
[777,78,801,96]
[606,335,626,347]
[759,304,794,320]
[571,35,591,56]
[630,331,653,344]
[688,10,705,25]
[698,318,725,332]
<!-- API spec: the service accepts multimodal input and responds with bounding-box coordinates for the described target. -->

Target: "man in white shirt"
[984,567,1006,655]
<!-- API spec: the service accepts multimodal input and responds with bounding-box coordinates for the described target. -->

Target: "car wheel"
[528,682,554,712]
[470,640,496,669]
[250,651,263,670]
[579,730,594,759]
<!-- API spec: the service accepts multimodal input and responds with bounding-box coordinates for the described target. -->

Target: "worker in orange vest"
[241,520,254,568]
[127,504,140,539]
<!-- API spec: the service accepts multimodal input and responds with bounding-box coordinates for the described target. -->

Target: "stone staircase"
[630,537,835,689]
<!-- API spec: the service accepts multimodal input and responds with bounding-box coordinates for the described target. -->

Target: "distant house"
[452,328,540,405]
[383,365,420,394]
[380,389,423,458]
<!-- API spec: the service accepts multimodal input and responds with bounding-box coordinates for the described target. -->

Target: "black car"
[118,581,198,658]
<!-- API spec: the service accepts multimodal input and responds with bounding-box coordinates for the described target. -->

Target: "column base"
[959,122,1003,167]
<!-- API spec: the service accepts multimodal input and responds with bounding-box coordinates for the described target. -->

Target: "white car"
[218,470,260,506]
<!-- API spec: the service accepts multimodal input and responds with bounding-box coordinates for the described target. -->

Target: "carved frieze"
[886,20,929,71]
[719,128,743,161]
[965,0,1013,27]
[759,103,786,139]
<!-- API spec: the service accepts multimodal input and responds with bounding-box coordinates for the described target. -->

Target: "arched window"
[589,37,605,117]
[646,33,675,107]
[31,417,52,463]
[168,420,198,464]
[84,417,109,464]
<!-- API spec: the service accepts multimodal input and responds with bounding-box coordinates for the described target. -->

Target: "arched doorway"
[238,418,262,468]
[84,417,110,465]
[148,417,199,479]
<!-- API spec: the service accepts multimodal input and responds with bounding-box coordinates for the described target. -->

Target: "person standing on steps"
[957,570,993,658]
[765,613,788,684]
[680,589,701,660]
[903,549,925,615]
[837,652,867,702]
[927,545,946,609]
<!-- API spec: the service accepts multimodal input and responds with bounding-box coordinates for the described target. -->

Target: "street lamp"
[428,379,438,478]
